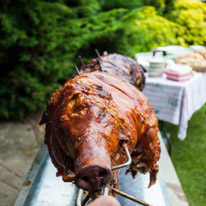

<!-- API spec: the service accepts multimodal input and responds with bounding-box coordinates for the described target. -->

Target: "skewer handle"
[76,189,84,206]
[112,144,132,171]
[95,49,102,60]
[79,56,84,66]
[109,186,153,206]
[75,66,80,75]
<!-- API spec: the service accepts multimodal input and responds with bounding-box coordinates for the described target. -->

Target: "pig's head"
[40,77,131,192]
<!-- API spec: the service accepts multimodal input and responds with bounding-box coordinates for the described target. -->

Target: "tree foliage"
[0,0,206,119]
[167,0,206,45]
[0,1,76,119]
[125,7,182,52]
[100,0,176,14]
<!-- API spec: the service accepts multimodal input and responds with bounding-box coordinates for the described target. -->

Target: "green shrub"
[100,0,143,11]
[0,1,138,119]
[100,0,176,14]
[121,6,184,52]
[0,1,77,119]
[0,0,206,119]
[167,0,206,46]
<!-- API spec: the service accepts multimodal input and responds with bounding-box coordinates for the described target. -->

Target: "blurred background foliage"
[0,0,206,119]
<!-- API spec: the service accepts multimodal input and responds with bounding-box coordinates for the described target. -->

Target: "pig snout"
[75,165,112,191]
[74,139,113,191]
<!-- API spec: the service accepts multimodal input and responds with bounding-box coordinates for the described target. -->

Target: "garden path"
[0,110,44,206]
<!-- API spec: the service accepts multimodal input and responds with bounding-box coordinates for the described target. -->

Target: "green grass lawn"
[164,105,206,206]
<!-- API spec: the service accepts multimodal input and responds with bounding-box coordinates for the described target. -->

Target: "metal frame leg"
[205,102,206,114]
[159,121,172,155]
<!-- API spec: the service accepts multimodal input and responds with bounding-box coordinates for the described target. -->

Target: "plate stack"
[148,58,166,77]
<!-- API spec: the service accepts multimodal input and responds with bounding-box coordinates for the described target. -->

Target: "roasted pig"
[40,65,160,192]
[78,53,146,91]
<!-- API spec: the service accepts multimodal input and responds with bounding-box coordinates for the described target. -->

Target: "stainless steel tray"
[15,151,170,206]
[15,134,188,206]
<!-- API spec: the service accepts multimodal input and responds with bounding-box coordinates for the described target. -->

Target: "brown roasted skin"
[42,71,160,191]
[78,53,146,91]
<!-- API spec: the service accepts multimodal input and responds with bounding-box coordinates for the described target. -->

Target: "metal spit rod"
[76,188,84,206]
[95,49,102,60]
[108,185,153,206]
[103,186,109,196]
[112,143,132,171]
[75,144,151,206]
[75,66,80,75]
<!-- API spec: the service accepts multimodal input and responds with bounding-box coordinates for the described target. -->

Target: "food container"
[155,45,192,59]
[165,64,192,81]
[149,58,167,68]
[148,58,167,77]
[189,45,205,51]
[147,68,164,77]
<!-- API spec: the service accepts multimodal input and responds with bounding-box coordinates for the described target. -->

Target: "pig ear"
[39,110,49,125]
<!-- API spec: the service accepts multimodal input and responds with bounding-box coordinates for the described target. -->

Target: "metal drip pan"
[14,134,188,206]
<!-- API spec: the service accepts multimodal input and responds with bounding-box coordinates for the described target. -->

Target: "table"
[143,72,206,140]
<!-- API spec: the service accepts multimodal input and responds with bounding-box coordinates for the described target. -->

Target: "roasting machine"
[15,133,188,206]
[75,144,156,206]
[14,51,188,205]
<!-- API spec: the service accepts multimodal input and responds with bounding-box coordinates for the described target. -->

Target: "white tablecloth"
[143,72,206,140]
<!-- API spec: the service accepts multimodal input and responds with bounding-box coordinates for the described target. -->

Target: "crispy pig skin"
[44,71,160,187]
[78,53,146,91]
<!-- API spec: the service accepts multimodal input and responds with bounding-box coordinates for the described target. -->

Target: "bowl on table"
[148,58,166,77]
